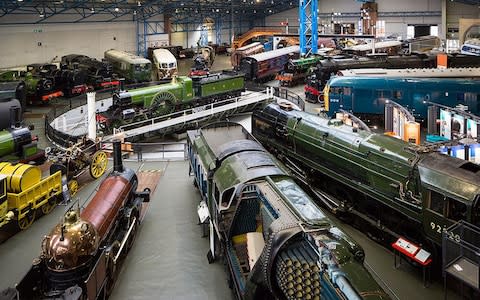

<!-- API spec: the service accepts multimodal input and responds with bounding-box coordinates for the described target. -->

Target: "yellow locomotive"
[0,162,63,230]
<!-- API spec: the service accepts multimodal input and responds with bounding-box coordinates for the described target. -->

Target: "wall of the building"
[265,0,478,40]
[170,19,254,48]
[0,22,136,68]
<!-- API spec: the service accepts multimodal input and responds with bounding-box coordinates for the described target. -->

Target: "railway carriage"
[240,46,300,81]
[104,49,152,83]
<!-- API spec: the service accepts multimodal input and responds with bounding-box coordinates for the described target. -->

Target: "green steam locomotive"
[252,103,480,257]
[187,122,390,300]
[98,71,245,131]
[0,127,44,164]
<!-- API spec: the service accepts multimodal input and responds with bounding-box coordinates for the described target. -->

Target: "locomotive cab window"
[393,90,402,100]
[447,199,467,222]
[428,190,445,215]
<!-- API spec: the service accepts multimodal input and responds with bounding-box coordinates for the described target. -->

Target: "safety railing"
[101,141,188,161]
[272,86,305,111]
[115,90,272,134]
[443,220,480,297]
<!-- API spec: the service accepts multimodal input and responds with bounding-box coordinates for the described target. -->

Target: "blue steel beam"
[299,0,317,56]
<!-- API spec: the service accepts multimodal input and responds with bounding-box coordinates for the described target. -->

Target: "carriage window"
[376,90,391,99]
[0,180,4,197]
[393,90,402,99]
[343,87,351,96]
[447,199,467,221]
[429,190,445,214]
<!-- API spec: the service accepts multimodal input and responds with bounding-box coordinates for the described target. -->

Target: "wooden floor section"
[137,170,162,222]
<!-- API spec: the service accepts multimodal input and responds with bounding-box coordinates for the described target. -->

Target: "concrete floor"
[1,54,465,299]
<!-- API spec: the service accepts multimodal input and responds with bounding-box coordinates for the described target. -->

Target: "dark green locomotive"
[98,71,245,130]
[188,122,390,300]
[252,103,480,254]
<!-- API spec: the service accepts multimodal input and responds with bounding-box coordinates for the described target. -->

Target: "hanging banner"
[452,114,465,139]
[467,119,478,138]
[440,109,452,140]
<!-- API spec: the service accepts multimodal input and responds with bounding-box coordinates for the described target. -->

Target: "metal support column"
[136,19,148,57]
[215,18,222,45]
[200,25,208,46]
[299,0,318,57]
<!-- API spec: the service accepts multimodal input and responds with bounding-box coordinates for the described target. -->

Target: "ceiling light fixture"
[137,1,142,6]
[114,7,119,12]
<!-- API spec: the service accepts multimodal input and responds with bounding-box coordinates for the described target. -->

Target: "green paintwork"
[188,123,391,299]
[289,56,322,69]
[0,130,15,157]
[129,76,194,107]
[254,104,480,247]
[199,75,244,98]
[285,112,421,219]
[104,49,152,83]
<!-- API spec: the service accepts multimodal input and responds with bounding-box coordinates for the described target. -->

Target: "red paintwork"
[304,85,320,96]
[81,175,132,241]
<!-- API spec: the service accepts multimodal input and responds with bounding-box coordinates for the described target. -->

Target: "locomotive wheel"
[18,210,36,230]
[126,212,139,251]
[68,180,79,196]
[105,241,121,296]
[90,151,108,179]
[41,196,58,215]
[150,91,176,116]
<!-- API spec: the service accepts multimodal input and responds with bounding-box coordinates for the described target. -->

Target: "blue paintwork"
[326,76,480,118]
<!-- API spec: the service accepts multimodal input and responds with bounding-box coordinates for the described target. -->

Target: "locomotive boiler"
[0,126,44,164]
[4,140,150,299]
[252,103,480,257]
[188,122,390,300]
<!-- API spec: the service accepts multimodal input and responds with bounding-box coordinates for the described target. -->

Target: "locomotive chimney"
[113,140,123,173]
[10,106,22,129]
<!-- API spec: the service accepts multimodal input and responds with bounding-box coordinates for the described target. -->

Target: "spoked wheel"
[68,180,79,196]
[105,241,121,297]
[90,151,108,179]
[41,196,58,215]
[18,210,36,230]
[150,91,176,117]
